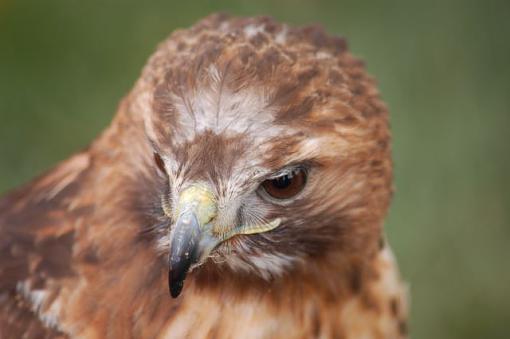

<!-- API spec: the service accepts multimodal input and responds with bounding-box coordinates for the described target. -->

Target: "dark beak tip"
[168,257,192,298]
[168,210,202,298]
[168,270,185,298]
[169,280,184,298]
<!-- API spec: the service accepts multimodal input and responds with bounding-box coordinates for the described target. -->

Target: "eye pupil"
[272,175,291,189]
[154,152,166,173]
[261,168,307,200]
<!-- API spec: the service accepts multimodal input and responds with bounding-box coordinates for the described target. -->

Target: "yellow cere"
[177,184,217,228]
[177,184,282,239]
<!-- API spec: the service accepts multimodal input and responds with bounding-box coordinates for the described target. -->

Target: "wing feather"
[0,153,90,337]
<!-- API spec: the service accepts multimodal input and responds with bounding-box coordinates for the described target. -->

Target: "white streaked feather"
[243,24,265,38]
[16,280,63,330]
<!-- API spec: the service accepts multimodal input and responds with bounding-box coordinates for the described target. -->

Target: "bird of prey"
[0,14,408,339]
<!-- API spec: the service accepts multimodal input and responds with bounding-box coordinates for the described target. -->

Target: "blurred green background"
[1,0,509,337]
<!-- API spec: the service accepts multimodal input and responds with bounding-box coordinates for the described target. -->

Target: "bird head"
[127,15,392,298]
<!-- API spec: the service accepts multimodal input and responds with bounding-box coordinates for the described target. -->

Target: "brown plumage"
[0,14,408,338]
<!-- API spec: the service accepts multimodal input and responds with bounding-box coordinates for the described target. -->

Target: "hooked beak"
[168,184,217,298]
[168,184,281,298]
[168,209,202,298]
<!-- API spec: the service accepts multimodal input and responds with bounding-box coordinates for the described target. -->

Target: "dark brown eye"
[154,152,166,174]
[261,168,307,200]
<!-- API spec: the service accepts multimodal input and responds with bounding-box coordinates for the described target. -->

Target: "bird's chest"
[157,294,308,339]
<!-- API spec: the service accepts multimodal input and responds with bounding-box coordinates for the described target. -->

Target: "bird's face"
[134,18,392,297]
[152,130,319,297]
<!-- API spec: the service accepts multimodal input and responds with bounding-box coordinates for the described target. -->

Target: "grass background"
[1,0,509,337]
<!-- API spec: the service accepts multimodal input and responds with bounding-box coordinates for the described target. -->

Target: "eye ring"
[260,167,307,200]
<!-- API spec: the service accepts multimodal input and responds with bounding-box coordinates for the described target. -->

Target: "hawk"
[0,14,408,338]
